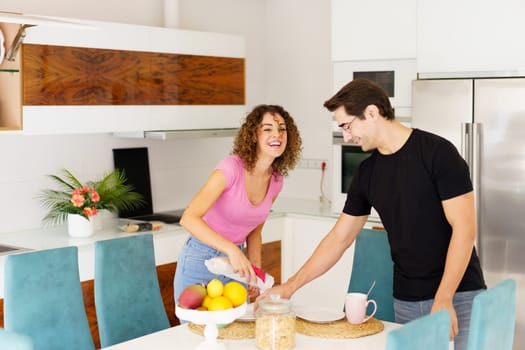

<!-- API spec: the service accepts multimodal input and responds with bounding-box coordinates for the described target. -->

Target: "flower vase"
[67,213,94,238]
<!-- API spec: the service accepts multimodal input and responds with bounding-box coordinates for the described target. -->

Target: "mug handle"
[362,299,377,323]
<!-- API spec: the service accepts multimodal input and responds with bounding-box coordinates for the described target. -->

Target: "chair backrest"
[3,246,95,350]
[467,279,516,350]
[347,228,395,321]
[386,310,451,350]
[0,328,34,350]
[95,234,170,347]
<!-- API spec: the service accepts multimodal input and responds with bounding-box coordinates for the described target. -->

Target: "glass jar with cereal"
[255,295,295,350]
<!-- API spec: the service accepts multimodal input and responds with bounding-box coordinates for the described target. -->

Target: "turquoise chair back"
[95,234,170,347]
[386,310,450,350]
[0,328,34,350]
[3,247,95,350]
[467,279,516,350]
[347,228,395,321]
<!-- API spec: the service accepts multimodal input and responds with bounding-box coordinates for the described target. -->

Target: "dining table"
[102,321,403,350]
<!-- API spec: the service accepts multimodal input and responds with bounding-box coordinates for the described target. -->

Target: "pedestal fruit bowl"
[176,303,247,350]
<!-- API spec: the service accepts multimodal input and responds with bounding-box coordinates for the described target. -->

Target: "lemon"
[223,281,248,307]
[207,278,224,298]
[201,295,213,309]
[207,296,233,311]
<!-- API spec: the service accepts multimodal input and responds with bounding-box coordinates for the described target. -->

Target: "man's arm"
[257,213,368,301]
[432,191,477,338]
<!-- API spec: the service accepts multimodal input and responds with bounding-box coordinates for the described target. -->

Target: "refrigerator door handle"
[461,123,473,167]
[471,123,482,197]
[462,122,482,258]
[472,123,482,260]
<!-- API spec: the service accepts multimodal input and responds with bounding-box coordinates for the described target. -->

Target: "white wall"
[0,0,333,234]
[178,0,333,201]
[263,0,332,200]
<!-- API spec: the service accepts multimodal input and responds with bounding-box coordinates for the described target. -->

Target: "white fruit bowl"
[176,303,247,350]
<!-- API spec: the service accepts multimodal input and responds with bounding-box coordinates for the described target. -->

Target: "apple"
[178,283,207,309]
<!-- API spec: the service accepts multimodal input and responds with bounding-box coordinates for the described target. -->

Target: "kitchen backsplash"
[0,132,326,234]
[0,133,231,234]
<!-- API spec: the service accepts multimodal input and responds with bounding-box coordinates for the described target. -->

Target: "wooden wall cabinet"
[0,17,246,134]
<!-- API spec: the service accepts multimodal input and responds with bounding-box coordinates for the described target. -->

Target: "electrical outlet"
[298,158,328,169]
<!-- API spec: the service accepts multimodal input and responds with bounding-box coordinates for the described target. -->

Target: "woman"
[174,104,302,303]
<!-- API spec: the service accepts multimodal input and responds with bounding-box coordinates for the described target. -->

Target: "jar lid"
[258,294,292,313]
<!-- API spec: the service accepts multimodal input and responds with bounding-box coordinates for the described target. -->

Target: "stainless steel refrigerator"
[412,78,525,349]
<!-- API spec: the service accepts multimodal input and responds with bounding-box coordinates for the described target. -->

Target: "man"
[258,78,485,350]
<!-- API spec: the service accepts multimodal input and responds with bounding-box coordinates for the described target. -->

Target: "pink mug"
[345,292,377,324]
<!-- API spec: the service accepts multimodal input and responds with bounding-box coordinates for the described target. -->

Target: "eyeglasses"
[338,117,357,133]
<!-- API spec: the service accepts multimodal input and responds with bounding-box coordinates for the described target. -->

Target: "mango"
[178,283,207,309]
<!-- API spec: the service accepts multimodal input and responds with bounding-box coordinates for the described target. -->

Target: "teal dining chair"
[3,246,95,350]
[0,328,34,350]
[386,310,450,350]
[467,278,516,350]
[95,234,170,347]
[347,228,395,321]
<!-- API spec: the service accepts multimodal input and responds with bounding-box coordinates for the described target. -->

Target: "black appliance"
[112,147,184,224]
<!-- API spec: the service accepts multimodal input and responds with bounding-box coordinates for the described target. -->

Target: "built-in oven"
[331,132,380,220]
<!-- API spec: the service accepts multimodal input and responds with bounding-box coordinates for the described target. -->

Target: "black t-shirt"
[344,129,485,301]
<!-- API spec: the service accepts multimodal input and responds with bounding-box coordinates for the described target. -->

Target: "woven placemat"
[188,321,256,339]
[296,317,384,339]
[189,317,383,340]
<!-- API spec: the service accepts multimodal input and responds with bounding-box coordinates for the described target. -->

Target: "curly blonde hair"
[232,104,302,176]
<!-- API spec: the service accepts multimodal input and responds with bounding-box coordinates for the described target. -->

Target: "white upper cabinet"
[331,0,417,61]
[417,0,525,76]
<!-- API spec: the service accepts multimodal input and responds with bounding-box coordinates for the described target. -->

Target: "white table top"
[102,322,402,350]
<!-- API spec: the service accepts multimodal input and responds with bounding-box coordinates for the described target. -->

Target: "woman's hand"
[248,285,260,300]
[227,246,257,284]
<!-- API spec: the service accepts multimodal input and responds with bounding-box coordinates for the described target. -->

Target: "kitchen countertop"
[0,197,344,253]
[272,197,383,226]
[0,198,382,297]
[0,218,190,297]
[0,218,185,254]
[272,197,337,218]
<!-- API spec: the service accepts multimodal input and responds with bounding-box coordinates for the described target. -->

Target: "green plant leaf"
[38,168,145,226]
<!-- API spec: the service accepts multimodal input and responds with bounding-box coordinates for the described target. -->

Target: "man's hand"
[253,283,295,311]
[431,298,458,340]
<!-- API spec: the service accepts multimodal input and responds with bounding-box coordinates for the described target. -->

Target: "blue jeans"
[173,237,244,317]
[394,289,484,350]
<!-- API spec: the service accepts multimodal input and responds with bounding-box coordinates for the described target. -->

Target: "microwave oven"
[331,132,380,221]
[332,58,417,125]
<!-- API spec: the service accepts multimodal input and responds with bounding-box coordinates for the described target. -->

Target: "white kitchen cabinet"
[262,215,285,243]
[417,0,525,76]
[332,59,417,118]
[331,0,417,61]
[282,215,354,312]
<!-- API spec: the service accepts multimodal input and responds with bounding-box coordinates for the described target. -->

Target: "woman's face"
[256,112,287,160]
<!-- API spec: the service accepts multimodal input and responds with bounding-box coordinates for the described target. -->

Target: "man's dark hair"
[323,78,395,120]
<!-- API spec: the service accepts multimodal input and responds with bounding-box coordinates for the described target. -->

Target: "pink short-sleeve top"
[202,155,283,245]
